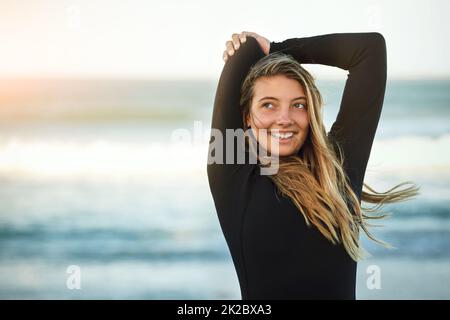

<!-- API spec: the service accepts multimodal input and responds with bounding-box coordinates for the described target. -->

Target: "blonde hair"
[240,52,420,261]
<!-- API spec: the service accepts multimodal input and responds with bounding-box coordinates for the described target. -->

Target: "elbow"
[365,32,387,76]
[366,32,387,56]
[369,32,386,48]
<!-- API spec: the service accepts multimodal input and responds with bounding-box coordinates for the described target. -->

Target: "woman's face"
[246,74,310,157]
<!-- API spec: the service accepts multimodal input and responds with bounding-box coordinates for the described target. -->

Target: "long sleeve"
[269,32,387,199]
[207,37,265,195]
[206,37,265,250]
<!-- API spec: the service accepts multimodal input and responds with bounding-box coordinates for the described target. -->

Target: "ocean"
[0,78,449,299]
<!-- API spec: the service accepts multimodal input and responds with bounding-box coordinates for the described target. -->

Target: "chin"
[267,144,301,157]
[275,149,298,157]
[258,136,304,157]
[262,135,304,157]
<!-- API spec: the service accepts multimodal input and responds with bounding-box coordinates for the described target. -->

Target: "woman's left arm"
[269,32,387,199]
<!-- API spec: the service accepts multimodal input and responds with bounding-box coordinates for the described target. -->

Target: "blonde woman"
[207,31,419,299]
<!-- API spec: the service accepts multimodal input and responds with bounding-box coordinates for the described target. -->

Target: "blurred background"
[0,0,449,299]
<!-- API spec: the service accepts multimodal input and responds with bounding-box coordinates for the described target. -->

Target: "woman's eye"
[293,103,305,109]
[262,103,273,109]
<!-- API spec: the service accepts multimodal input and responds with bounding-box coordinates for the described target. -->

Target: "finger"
[223,50,228,62]
[225,40,234,55]
[241,31,259,39]
[231,33,241,50]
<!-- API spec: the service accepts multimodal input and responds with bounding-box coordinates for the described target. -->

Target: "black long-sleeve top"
[207,33,387,299]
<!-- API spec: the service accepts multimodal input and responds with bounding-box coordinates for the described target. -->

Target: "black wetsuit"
[207,33,387,299]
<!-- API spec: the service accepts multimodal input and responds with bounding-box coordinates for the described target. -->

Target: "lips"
[270,132,294,139]
[268,130,298,144]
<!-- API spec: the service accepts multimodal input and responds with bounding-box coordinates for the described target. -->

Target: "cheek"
[250,108,276,128]
[293,111,309,130]
[251,128,269,146]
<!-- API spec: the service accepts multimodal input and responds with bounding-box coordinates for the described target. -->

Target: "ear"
[246,114,251,128]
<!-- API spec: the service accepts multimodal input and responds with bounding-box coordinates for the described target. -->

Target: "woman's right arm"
[207,37,264,194]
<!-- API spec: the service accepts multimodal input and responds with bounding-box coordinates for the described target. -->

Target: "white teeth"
[270,132,294,139]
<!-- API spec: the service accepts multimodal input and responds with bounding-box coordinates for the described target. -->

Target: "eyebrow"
[257,96,307,102]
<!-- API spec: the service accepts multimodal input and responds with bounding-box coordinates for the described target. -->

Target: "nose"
[276,107,294,126]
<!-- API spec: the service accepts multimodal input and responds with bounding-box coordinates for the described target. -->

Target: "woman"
[207,31,419,300]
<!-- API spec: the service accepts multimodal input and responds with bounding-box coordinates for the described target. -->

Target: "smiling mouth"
[269,131,297,142]
[270,132,294,139]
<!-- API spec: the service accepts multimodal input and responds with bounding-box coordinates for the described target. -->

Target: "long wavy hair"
[240,52,420,261]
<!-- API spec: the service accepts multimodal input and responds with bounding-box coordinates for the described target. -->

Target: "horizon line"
[1,75,450,82]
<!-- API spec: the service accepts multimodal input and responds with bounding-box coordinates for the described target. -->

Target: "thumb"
[256,37,270,55]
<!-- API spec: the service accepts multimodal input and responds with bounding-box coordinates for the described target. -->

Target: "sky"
[0,0,449,80]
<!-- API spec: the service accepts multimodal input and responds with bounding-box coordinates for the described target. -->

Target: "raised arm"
[207,37,264,190]
[269,32,387,199]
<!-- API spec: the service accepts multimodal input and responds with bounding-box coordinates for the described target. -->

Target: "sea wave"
[0,133,449,179]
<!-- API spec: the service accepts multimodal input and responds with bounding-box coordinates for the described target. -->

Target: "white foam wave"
[0,133,449,181]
